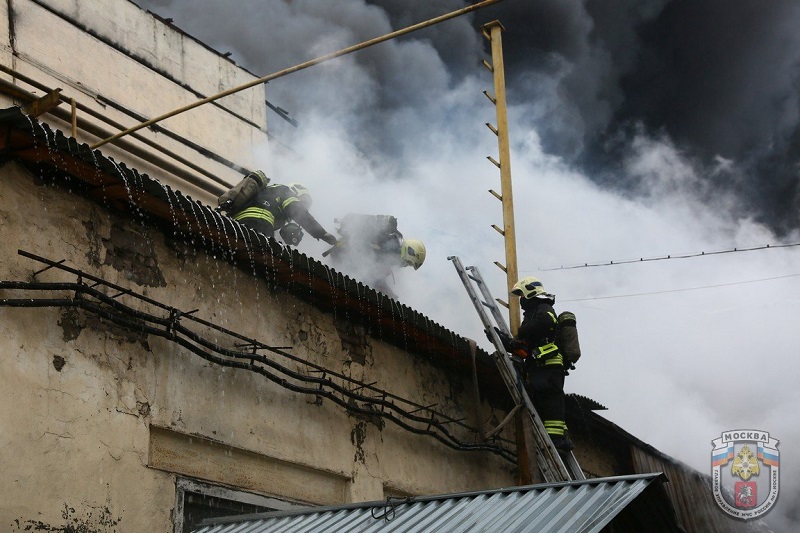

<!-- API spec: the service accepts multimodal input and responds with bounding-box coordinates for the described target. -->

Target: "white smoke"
[134,1,800,527]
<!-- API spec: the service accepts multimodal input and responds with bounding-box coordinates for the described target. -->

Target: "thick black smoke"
[134,0,800,235]
[381,0,800,235]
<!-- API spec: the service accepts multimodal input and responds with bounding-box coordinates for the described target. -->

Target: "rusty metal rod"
[0,68,243,191]
[90,0,506,149]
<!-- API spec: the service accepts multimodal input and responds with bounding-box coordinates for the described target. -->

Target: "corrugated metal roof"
[191,474,682,533]
[0,107,615,420]
[0,106,500,386]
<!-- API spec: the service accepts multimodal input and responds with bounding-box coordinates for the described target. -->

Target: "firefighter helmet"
[287,183,312,208]
[511,276,551,300]
[400,239,426,270]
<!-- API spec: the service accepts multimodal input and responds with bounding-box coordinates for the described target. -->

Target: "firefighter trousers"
[525,365,566,437]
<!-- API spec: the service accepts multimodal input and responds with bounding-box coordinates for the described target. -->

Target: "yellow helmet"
[400,239,426,270]
[511,276,550,299]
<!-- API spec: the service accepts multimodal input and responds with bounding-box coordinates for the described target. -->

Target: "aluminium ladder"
[449,256,585,482]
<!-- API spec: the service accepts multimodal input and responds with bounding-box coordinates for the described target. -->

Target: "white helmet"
[511,276,553,300]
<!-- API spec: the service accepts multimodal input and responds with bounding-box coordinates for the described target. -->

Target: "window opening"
[174,477,307,533]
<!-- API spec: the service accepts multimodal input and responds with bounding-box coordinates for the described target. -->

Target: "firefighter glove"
[321,232,338,246]
[486,327,512,350]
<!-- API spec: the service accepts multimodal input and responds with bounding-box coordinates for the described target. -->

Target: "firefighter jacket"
[516,298,563,367]
[335,214,405,267]
[233,184,329,240]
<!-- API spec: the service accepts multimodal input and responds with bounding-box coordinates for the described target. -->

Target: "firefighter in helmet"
[232,181,338,247]
[503,276,573,453]
[326,214,425,297]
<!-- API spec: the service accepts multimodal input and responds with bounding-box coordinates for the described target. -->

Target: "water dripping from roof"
[213,214,239,321]
[373,286,384,341]
[324,265,342,321]
[184,197,209,253]
[191,201,231,304]
[105,157,141,221]
[209,207,236,261]
[153,178,180,234]
[239,226,260,280]
[285,243,297,301]
[192,201,210,246]
[22,114,44,175]
[391,298,409,352]
[23,114,60,194]
[25,114,51,146]
[262,231,279,294]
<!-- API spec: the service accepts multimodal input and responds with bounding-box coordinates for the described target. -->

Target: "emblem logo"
[711,429,779,519]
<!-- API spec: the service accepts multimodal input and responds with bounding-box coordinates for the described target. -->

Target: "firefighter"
[326,214,425,296]
[231,182,338,247]
[504,276,573,453]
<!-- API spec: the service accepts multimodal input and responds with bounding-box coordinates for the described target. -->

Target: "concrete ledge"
[148,426,351,505]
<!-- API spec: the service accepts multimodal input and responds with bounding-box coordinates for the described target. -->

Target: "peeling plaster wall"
[0,165,515,531]
[0,3,517,530]
[1,0,269,202]
[0,2,10,66]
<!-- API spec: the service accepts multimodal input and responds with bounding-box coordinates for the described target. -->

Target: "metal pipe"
[0,63,250,184]
[70,97,77,137]
[0,76,228,194]
[90,0,506,149]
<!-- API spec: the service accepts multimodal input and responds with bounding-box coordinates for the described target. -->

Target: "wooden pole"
[483,19,535,486]
[483,21,519,335]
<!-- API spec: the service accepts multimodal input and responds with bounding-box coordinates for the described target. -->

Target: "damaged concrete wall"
[1,0,269,202]
[0,2,517,531]
[0,164,515,531]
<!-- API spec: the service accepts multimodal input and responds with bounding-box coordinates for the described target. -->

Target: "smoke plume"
[132,1,800,529]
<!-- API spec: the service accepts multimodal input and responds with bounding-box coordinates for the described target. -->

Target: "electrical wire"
[528,242,800,273]
[0,276,516,463]
[560,272,800,302]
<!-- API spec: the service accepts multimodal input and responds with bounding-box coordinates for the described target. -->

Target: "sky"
[134,0,799,528]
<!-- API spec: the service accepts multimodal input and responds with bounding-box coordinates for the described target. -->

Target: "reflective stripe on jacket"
[532,341,563,366]
[234,206,275,226]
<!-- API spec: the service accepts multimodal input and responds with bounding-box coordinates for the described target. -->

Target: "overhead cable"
[560,272,800,302]
[529,242,800,272]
